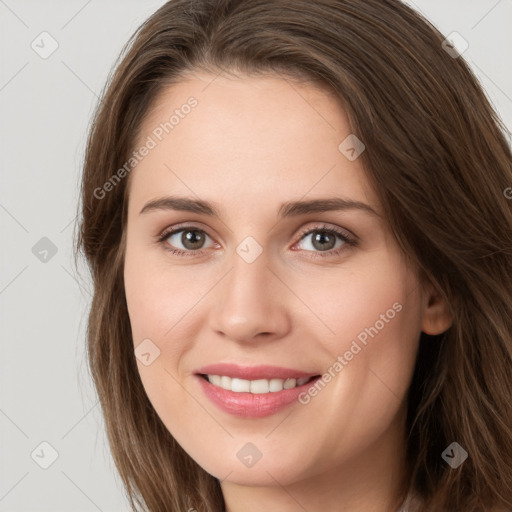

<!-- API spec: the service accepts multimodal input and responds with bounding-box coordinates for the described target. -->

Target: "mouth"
[194,363,321,418]
[198,373,319,393]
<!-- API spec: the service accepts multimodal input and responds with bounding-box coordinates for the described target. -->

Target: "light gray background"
[1,1,511,511]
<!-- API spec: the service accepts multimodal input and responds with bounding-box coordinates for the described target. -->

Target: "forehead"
[128,72,378,216]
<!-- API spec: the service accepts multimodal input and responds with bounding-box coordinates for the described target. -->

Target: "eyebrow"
[139,195,379,218]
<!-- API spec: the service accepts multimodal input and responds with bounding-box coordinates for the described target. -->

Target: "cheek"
[124,248,200,430]
[124,244,205,345]
[327,275,420,354]
[292,252,421,357]
[301,254,422,411]
[322,266,422,421]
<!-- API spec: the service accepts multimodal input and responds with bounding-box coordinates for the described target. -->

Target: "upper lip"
[195,363,319,381]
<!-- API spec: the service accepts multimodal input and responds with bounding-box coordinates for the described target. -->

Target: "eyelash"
[156,223,357,259]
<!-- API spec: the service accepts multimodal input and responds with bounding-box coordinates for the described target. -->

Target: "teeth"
[250,379,269,393]
[283,378,296,389]
[206,375,312,393]
[232,378,250,392]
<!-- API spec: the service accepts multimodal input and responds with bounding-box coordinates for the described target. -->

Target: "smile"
[201,374,316,393]
[194,363,321,418]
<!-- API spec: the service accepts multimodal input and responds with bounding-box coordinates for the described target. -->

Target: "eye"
[293,224,356,258]
[157,226,216,257]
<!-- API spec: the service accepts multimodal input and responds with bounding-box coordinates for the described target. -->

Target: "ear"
[421,280,453,335]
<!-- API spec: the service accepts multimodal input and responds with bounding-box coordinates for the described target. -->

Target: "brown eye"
[176,229,207,250]
[159,227,215,254]
[295,226,355,258]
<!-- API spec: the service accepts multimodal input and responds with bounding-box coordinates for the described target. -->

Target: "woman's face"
[123,71,441,489]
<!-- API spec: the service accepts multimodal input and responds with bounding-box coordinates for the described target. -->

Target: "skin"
[123,71,452,512]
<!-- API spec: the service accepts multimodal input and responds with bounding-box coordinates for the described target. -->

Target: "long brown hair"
[75,1,512,510]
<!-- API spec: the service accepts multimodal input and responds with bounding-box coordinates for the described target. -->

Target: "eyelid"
[156,221,216,242]
[294,223,354,244]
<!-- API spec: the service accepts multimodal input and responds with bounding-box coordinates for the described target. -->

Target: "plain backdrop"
[1,1,511,511]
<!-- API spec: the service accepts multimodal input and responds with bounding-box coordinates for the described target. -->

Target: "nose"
[208,247,292,345]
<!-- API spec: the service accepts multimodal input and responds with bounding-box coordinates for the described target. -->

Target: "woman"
[75,1,512,510]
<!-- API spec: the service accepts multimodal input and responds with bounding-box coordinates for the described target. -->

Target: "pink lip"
[195,363,317,380]
[194,364,320,418]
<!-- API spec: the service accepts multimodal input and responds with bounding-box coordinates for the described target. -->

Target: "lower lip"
[196,375,320,418]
